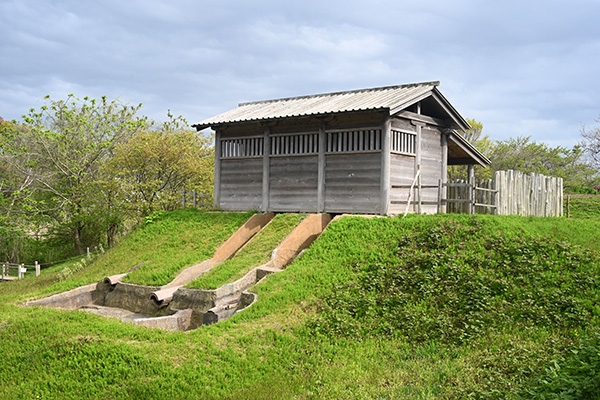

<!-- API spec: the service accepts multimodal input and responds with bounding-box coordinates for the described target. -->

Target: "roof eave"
[448,130,491,167]
[192,108,390,131]
[431,87,471,131]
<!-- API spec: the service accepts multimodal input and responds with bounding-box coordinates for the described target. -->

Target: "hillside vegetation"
[1,212,600,399]
[566,195,600,218]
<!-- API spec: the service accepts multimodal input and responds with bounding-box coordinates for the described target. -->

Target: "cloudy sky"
[1,0,599,147]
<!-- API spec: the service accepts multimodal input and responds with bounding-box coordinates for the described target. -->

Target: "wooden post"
[261,126,271,212]
[559,178,564,217]
[418,164,422,215]
[403,166,421,218]
[492,177,498,215]
[567,195,570,218]
[35,261,40,277]
[437,179,442,214]
[2,264,5,281]
[193,189,197,208]
[381,117,391,215]
[317,124,326,212]
[468,164,475,215]
[213,131,221,208]
[441,133,448,214]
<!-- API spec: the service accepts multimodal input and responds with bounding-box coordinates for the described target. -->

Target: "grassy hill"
[1,211,600,399]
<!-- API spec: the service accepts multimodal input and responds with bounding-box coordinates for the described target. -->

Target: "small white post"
[35,261,40,277]
[1,264,5,280]
[18,264,25,279]
[87,247,91,260]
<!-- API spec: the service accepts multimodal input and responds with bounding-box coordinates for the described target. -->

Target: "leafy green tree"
[0,120,40,262]
[581,115,600,169]
[3,95,148,254]
[104,113,214,219]
[488,136,597,191]
[449,118,494,181]
[450,119,599,191]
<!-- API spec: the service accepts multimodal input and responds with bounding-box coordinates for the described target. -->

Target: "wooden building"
[193,81,490,215]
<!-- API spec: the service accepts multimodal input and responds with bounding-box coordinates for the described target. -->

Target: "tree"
[3,95,148,254]
[3,95,216,260]
[581,115,600,170]
[487,136,597,191]
[104,113,214,219]
[0,119,41,262]
[448,118,494,181]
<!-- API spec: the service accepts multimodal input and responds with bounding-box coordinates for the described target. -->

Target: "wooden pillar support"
[261,126,271,212]
[441,133,448,213]
[411,106,424,215]
[381,117,391,215]
[317,124,326,213]
[213,131,221,208]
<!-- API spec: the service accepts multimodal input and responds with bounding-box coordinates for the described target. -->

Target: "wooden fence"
[446,179,497,215]
[445,170,563,217]
[180,190,212,209]
[1,262,40,281]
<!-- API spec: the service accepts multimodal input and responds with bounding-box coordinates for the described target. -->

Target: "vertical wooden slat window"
[390,130,416,155]
[325,128,382,153]
[269,133,319,156]
[220,137,264,159]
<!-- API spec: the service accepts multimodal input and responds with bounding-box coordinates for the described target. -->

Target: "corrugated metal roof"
[193,81,441,129]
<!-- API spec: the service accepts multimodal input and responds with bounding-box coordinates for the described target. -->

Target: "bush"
[310,218,600,345]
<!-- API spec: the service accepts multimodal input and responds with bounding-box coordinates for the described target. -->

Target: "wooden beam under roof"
[395,110,448,127]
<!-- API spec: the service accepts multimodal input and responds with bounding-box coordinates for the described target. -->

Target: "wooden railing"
[181,189,212,208]
[1,262,40,281]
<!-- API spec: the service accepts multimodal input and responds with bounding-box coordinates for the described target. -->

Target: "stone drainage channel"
[22,213,333,331]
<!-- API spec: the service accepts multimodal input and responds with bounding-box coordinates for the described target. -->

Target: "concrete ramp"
[22,212,332,331]
[150,212,275,305]
[201,213,332,325]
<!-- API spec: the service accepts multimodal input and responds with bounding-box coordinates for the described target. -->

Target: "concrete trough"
[21,213,333,331]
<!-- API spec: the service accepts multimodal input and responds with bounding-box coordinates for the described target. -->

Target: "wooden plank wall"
[388,124,443,215]
[324,153,381,213]
[495,170,563,217]
[219,159,263,210]
[447,170,563,217]
[419,128,443,213]
[269,156,318,212]
[389,154,415,214]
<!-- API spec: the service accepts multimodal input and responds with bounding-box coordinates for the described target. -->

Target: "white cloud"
[1,0,599,146]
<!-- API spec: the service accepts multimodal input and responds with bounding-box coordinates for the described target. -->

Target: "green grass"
[1,212,600,399]
[119,210,254,286]
[565,195,600,218]
[187,213,306,290]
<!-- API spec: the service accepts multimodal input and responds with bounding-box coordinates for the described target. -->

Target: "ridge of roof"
[238,81,441,107]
